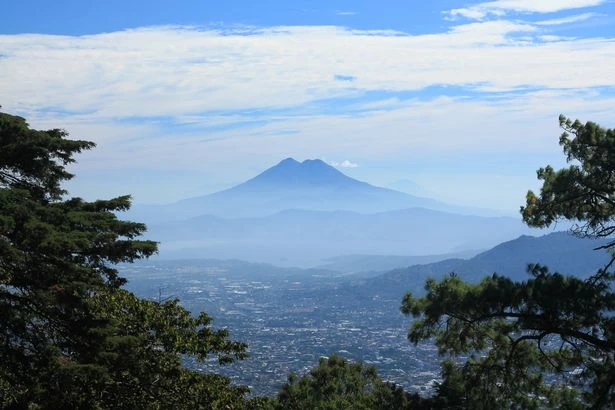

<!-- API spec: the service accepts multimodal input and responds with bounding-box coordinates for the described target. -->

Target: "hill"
[348,231,611,298]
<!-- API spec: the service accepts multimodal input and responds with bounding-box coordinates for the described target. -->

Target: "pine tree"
[0,111,249,409]
[402,115,615,409]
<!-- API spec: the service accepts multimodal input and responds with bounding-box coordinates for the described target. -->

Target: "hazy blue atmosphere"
[131,158,541,265]
[2,0,615,211]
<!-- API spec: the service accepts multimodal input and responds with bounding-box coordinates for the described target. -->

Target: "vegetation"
[402,115,615,408]
[274,354,423,410]
[0,111,251,409]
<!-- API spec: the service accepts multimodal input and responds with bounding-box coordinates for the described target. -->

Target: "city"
[122,260,441,396]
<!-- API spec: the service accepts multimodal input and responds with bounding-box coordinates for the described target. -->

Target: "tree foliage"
[522,115,615,241]
[274,354,423,410]
[0,111,250,409]
[402,116,615,409]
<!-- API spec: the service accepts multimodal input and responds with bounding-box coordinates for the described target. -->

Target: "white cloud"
[1,23,613,121]
[538,35,570,42]
[1,24,613,160]
[329,160,359,168]
[448,0,606,20]
[536,12,600,25]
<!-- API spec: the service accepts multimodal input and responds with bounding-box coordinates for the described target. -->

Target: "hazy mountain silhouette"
[147,207,537,266]
[227,158,359,190]
[348,231,611,298]
[316,250,479,274]
[129,158,504,222]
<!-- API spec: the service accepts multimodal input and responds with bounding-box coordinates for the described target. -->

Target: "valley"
[121,232,610,396]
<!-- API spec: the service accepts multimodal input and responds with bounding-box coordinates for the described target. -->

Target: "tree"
[274,354,424,410]
[0,111,250,409]
[401,115,615,409]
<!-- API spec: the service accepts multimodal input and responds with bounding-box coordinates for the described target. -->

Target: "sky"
[1,0,615,212]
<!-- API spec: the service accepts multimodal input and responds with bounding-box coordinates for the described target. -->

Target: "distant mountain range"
[127,158,554,265]
[148,207,536,266]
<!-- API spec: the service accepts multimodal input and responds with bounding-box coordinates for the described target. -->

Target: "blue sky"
[2,1,457,35]
[2,0,615,211]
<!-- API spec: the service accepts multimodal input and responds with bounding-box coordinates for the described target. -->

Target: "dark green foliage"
[522,115,615,240]
[0,113,94,201]
[401,269,610,408]
[402,116,615,409]
[275,354,425,410]
[0,112,249,409]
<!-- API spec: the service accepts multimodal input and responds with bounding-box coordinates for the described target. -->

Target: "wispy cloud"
[447,0,606,20]
[1,22,613,121]
[536,12,601,25]
[329,160,359,168]
[336,11,357,16]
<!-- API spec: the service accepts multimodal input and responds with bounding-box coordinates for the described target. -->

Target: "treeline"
[1,110,613,409]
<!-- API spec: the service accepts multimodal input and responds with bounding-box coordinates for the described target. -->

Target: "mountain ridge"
[354,231,611,297]
[148,206,536,265]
